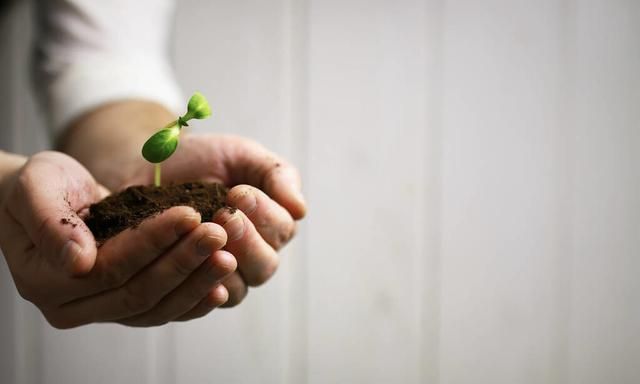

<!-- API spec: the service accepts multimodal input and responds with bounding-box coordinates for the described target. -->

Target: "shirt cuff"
[43,55,184,135]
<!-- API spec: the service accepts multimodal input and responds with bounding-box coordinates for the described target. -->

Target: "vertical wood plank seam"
[553,0,576,382]
[283,0,310,382]
[421,0,445,383]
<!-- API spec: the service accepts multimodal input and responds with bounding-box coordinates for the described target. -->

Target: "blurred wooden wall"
[1,0,638,383]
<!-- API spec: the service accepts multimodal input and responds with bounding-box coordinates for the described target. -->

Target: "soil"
[83,181,230,244]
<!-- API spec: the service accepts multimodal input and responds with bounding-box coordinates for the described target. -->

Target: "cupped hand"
[0,151,236,328]
[123,134,307,309]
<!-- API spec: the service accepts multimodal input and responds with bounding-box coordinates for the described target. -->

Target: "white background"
[1,0,639,383]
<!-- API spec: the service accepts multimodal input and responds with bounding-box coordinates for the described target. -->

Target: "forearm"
[58,101,175,190]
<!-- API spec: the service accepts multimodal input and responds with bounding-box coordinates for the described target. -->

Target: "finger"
[86,206,202,291]
[175,135,306,219]
[7,152,103,276]
[226,185,296,250]
[13,206,203,307]
[57,222,227,328]
[258,160,306,220]
[219,271,248,308]
[223,137,306,219]
[214,208,278,287]
[174,284,230,321]
[119,250,236,326]
[0,208,95,308]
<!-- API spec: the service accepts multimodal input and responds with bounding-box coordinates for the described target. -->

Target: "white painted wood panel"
[171,1,300,383]
[568,1,640,382]
[1,4,157,384]
[305,0,427,383]
[437,1,572,383]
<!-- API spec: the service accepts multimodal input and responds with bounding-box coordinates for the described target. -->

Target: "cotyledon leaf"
[141,126,180,163]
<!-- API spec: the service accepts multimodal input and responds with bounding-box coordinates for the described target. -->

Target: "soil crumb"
[84,181,228,243]
[60,217,78,228]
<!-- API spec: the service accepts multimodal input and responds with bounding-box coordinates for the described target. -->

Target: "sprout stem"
[142,93,211,188]
[154,163,161,187]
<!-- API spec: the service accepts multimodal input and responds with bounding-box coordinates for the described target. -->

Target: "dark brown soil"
[84,181,230,243]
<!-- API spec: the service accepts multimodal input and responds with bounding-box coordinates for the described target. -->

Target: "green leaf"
[141,126,180,163]
[186,91,212,120]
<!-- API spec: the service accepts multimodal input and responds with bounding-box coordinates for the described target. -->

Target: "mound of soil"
[84,181,229,243]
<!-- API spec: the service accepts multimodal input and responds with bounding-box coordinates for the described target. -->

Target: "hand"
[58,101,307,309]
[0,151,236,328]
[123,134,307,307]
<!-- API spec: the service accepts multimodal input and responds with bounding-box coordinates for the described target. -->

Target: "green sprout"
[142,92,212,186]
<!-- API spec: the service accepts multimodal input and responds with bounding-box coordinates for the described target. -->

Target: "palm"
[0,152,107,303]
[124,133,304,218]
[116,133,305,308]
[126,134,263,187]
[0,151,238,328]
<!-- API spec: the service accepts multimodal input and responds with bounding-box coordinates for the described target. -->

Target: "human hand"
[58,102,306,308]
[123,134,307,307]
[0,151,236,328]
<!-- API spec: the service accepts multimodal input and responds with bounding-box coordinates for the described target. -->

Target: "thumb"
[44,214,97,277]
[8,152,101,276]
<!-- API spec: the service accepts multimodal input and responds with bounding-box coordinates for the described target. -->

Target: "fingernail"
[235,191,257,215]
[223,215,245,242]
[175,213,201,236]
[292,188,306,206]
[61,240,82,274]
[208,284,229,306]
[279,170,304,204]
[196,235,222,257]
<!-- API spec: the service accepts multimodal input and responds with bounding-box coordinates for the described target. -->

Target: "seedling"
[142,92,212,186]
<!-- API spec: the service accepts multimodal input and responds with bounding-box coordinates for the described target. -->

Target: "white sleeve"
[32,0,183,135]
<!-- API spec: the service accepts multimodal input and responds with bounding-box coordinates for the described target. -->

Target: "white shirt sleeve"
[32,0,183,135]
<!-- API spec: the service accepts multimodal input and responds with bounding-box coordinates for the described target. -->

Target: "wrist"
[58,101,176,190]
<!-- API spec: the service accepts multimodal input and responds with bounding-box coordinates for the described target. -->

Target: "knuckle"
[140,222,174,255]
[272,221,297,250]
[99,264,127,289]
[289,221,298,239]
[143,232,168,255]
[15,168,34,190]
[169,253,195,279]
